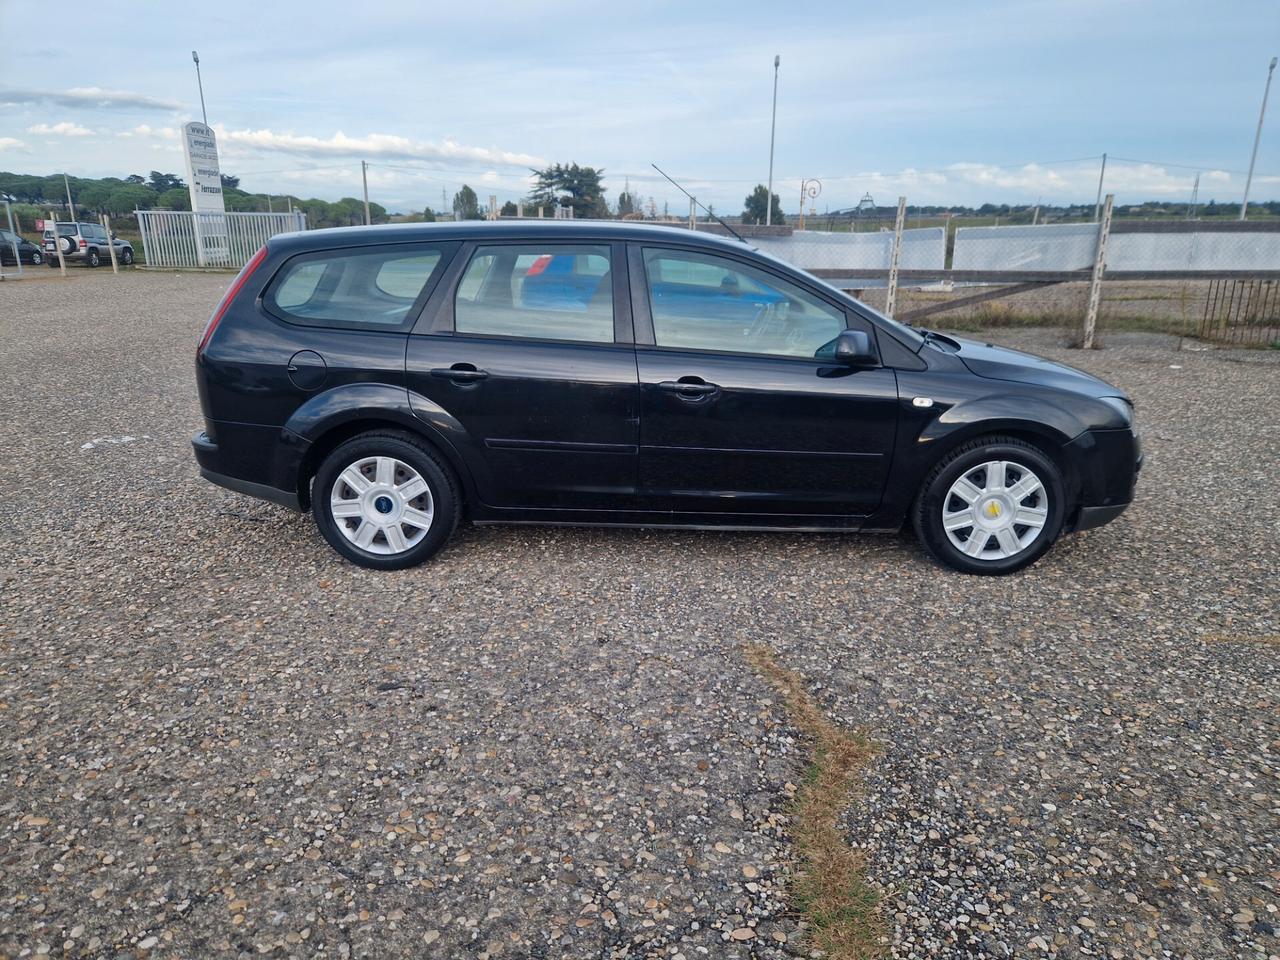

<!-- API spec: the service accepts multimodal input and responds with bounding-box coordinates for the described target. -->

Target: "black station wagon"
[193,222,1140,574]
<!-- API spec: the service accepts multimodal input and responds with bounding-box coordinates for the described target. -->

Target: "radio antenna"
[650,163,748,245]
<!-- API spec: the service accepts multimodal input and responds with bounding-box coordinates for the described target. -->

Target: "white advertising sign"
[182,122,225,213]
[180,121,229,265]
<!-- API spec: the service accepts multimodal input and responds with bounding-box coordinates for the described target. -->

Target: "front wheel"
[121,248,134,265]
[311,432,459,570]
[913,436,1066,575]
[30,251,43,265]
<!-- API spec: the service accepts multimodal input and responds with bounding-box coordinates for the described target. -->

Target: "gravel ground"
[0,271,1276,960]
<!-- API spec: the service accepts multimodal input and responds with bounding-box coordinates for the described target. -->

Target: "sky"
[1,0,1277,215]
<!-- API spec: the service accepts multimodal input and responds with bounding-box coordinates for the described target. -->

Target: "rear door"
[405,240,639,510]
[630,243,899,518]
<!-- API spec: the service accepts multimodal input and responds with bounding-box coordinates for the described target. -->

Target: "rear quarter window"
[264,245,453,330]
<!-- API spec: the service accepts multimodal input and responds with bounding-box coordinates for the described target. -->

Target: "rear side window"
[454,243,613,343]
[266,246,448,329]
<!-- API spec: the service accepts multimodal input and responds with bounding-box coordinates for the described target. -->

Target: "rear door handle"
[430,366,489,383]
[657,379,718,398]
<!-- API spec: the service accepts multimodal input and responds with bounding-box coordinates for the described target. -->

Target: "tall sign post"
[181,121,228,266]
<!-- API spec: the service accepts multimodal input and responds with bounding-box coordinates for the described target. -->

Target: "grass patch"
[744,644,884,959]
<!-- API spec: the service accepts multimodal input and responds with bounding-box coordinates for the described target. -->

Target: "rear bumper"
[193,428,306,511]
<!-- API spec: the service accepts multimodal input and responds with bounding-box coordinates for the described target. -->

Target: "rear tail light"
[198,246,268,356]
[78,239,86,248]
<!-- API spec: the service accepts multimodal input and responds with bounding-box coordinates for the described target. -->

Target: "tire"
[86,250,101,267]
[311,431,460,570]
[913,435,1066,575]
[48,259,59,269]
[59,236,75,255]
[30,251,42,265]
[121,248,134,265]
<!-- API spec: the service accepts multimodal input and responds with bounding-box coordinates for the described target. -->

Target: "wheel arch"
[283,383,474,510]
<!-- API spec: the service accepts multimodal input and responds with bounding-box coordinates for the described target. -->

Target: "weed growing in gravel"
[745,644,884,959]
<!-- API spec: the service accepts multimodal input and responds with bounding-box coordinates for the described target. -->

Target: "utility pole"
[191,51,208,126]
[63,174,75,221]
[766,54,780,226]
[361,161,371,225]
[1241,56,1277,220]
[1093,153,1107,222]
[1186,173,1200,219]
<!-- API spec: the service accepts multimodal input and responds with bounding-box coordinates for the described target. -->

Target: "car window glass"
[267,247,445,328]
[642,248,846,358]
[455,244,613,343]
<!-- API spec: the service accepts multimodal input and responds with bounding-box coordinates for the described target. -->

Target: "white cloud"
[0,86,183,110]
[216,126,545,168]
[0,137,25,150]
[118,124,178,140]
[27,121,94,137]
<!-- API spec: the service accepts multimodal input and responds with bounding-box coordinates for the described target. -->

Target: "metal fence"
[754,227,945,272]
[136,210,307,268]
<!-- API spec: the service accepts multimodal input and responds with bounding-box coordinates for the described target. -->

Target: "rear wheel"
[913,436,1066,575]
[311,432,459,570]
[86,249,101,267]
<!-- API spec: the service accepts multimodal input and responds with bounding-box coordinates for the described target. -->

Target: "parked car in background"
[192,222,1141,575]
[0,229,43,266]
[41,221,134,267]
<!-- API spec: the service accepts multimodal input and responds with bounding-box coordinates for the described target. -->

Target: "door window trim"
[413,239,634,346]
[628,241,880,365]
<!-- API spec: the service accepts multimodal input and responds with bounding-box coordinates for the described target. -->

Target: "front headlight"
[1100,396,1134,429]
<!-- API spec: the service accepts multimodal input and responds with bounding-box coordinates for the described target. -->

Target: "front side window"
[454,244,613,343]
[643,248,846,358]
[266,246,446,328]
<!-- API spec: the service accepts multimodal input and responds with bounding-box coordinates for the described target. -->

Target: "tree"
[148,171,185,193]
[125,174,146,185]
[105,184,159,215]
[220,173,240,190]
[452,185,481,221]
[742,185,784,225]
[158,187,191,210]
[530,163,608,219]
[421,207,437,223]
[500,200,518,217]
[617,189,638,217]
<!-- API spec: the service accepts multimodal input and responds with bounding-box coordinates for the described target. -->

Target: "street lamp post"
[798,178,821,231]
[1241,56,1277,221]
[766,54,779,227]
[192,50,208,126]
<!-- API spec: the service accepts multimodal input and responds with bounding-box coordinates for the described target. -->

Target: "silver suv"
[42,221,135,267]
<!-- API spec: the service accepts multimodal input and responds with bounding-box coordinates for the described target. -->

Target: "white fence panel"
[953,222,1280,273]
[755,227,946,271]
[136,210,307,268]
[952,223,1099,272]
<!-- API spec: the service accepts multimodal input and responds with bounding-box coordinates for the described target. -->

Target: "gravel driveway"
[1,272,1276,959]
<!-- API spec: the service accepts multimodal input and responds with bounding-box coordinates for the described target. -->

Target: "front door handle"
[657,378,719,399]
[430,365,489,383]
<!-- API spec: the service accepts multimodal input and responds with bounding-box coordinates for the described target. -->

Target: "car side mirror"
[834,329,877,365]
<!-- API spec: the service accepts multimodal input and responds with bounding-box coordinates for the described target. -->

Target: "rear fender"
[283,382,474,500]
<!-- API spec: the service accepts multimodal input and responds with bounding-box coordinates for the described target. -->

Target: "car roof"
[269,220,756,256]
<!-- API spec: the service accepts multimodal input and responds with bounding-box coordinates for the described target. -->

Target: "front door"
[406,240,639,510]
[631,244,899,517]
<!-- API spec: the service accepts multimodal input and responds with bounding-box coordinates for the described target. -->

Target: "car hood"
[947,336,1123,400]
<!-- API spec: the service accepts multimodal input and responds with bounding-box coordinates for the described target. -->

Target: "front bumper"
[1064,427,1141,532]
